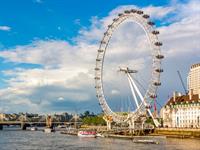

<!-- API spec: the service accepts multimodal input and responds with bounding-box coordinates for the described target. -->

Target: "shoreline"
[60,127,200,140]
[2,126,200,140]
[153,128,200,139]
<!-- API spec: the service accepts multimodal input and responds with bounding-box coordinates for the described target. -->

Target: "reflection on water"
[0,129,200,150]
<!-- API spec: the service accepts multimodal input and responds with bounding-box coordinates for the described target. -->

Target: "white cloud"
[109,5,174,20]
[159,0,200,57]
[111,89,120,95]
[142,6,174,19]
[0,39,96,112]
[57,97,64,101]
[0,26,11,31]
[0,40,98,69]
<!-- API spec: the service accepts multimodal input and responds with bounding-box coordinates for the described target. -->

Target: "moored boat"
[30,127,38,131]
[78,131,97,138]
[133,139,159,144]
[44,128,55,133]
[96,133,104,138]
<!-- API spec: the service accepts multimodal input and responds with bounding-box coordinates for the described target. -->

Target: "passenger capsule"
[95,86,101,88]
[143,14,150,19]
[155,42,163,46]
[95,68,100,71]
[98,102,103,105]
[98,49,104,53]
[96,95,102,98]
[101,41,106,44]
[156,54,164,59]
[113,18,118,22]
[145,105,152,109]
[136,10,143,14]
[124,10,131,14]
[147,21,155,26]
[155,68,163,73]
[154,82,161,86]
[150,94,157,99]
[130,9,137,13]
[152,30,159,35]
[96,58,101,61]
[118,13,123,17]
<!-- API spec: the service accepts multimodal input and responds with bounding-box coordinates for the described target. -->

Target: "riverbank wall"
[153,128,200,138]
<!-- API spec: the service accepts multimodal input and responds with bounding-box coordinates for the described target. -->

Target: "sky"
[0,0,199,114]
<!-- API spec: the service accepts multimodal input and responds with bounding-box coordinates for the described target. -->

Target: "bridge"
[0,121,82,130]
[0,113,82,130]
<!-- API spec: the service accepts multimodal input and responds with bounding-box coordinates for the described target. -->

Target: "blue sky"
[0,0,199,114]
[0,0,172,47]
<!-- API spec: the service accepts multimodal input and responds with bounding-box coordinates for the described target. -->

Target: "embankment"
[153,128,200,139]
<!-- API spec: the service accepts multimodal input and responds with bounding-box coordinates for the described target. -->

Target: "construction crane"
[177,70,188,95]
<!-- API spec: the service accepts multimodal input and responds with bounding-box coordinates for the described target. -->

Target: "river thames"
[0,128,200,150]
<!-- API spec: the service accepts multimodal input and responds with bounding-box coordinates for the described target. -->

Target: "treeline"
[80,111,106,126]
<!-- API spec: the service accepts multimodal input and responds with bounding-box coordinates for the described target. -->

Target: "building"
[160,92,200,128]
[0,113,11,121]
[161,63,200,128]
[188,63,200,95]
[0,113,5,121]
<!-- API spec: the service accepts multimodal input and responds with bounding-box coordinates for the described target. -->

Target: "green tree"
[82,115,106,125]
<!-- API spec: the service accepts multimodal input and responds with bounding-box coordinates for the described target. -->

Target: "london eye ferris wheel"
[95,9,164,127]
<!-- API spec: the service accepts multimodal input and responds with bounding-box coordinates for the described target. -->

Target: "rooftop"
[166,94,200,106]
[191,63,200,69]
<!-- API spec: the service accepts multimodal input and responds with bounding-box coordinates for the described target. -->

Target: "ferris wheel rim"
[95,9,164,123]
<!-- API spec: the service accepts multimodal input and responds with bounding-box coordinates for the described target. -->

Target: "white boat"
[96,133,105,138]
[133,139,159,144]
[30,127,37,131]
[44,128,55,133]
[78,131,97,138]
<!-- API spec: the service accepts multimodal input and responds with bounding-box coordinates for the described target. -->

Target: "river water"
[0,128,200,150]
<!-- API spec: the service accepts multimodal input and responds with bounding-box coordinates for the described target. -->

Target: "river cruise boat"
[77,131,97,138]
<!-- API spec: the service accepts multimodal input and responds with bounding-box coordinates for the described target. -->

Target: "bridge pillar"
[0,125,3,130]
[46,115,53,128]
[128,119,135,134]
[106,120,112,130]
[103,115,113,130]
[21,123,27,130]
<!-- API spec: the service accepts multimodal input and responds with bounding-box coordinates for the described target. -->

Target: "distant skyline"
[0,0,199,113]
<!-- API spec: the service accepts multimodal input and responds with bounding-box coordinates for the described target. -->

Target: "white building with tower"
[161,63,200,128]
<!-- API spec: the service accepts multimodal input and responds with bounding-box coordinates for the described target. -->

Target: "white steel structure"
[95,9,164,128]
